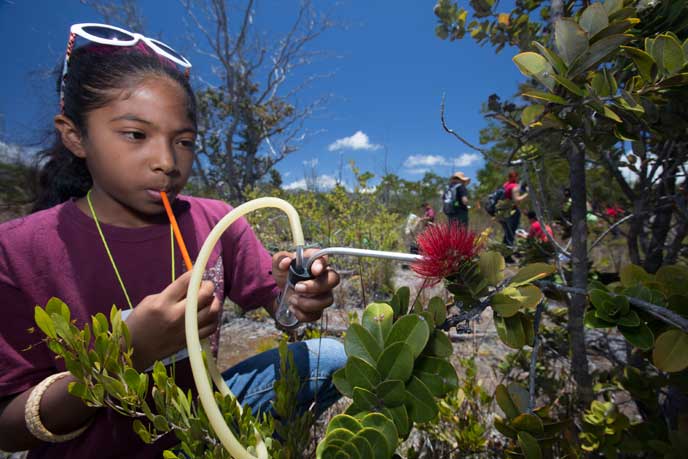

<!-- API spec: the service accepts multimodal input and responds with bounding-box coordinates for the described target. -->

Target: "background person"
[442,171,470,226]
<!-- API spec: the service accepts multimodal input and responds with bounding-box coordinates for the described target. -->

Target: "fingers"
[294,267,340,295]
[272,251,292,271]
[161,271,192,302]
[197,296,222,329]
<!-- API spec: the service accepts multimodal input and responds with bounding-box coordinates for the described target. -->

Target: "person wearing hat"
[442,172,470,226]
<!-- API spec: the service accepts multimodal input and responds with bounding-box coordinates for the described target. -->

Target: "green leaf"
[350,432,375,459]
[580,3,609,39]
[359,413,398,457]
[616,310,640,327]
[554,18,589,67]
[521,104,545,127]
[333,367,353,397]
[479,251,506,285]
[414,356,458,397]
[385,314,431,359]
[513,52,556,90]
[327,414,363,435]
[518,431,543,459]
[507,383,529,414]
[376,379,406,407]
[532,41,567,74]
[551,74,584,96]
[569,34,633,78]
[656,265,688,297]
[494,415,518,438]
[404,376,438,423]
[622,46,656,82]
[377,341,414,382]
[345,323,382,366]
[492,293,523,318]
[362,302,394,346]
[45,297,70,321]
[133,419,152,444]
[382,405,410,439]
[619,323,654,351]
[390,286,410,318]
[521,90,568,105]
[34,306,56,340]
[518,285,544,310]
[652,34,685,77]
[509,263,556,287]
[589,289,613,309]
[495,312,527,349]
[495,384,520,419]
[602,106,622,123]
[423,330,453,357]
[620,264,651,288]
[346,356,381,392]
[603,0,623,15]
[512,413,545,436]
[351,387,377,412]
[427,296,447,325]
[653,329,688,372]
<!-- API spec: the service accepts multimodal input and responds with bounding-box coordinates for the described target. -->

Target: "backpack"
[442,183,461,215]
[484,186,506,216]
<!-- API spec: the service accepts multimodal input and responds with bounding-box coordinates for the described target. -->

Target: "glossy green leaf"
[521,90,568,105]
[589,289,612,309]
[518,431,543,459]
[346,356,381,392]
[478,251,506,286]
[494,415,518,438]
[653,329,688,373]
[351,387,377,412]
[333,368,353,397]
[551,73,584,96]
[376,379,406,406]
[555,18,589,67]
[423,330,453,357]
[327,414,363,435]
[580,3,608,38]
[616,310,640,327]
[383,405,410,439]
[507,383,529,414]
[521,104,545,127]
[652,34,685,77]
[513,52,556,90]
[390,286,410,318]
[495,312,527,349]
[351,430,381,459]
[377,341,414,382]
[620,264,651,288]
[414,355,458,396]
[404,376,438,423]
[359,413,397,456]
[518,285,543,310]
[569,34,633,78]
[532,41,567,74]
[603,0,623,15]
[512,413,545,436]
[34,306,56,340]
[362,302,394,346]
[622,46,656,82]
[344,323,382,366]
[619,323,654,351]
[385,314,430,358]
[133,419,151,444]
[496,384,519,419]
[427,296,447,325]
[492,293,523,318]
[656,265,688,297]
[510,263,557,287]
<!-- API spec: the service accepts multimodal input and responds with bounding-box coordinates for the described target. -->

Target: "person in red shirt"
[501,171,529,248]
[525,210,553,242]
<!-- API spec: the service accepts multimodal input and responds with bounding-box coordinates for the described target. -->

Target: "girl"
[0,24,345,458]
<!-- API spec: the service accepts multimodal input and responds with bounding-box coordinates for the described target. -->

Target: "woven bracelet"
[24,371,92,443]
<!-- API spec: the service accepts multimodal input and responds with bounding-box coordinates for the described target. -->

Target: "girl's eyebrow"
[109,114,196,134]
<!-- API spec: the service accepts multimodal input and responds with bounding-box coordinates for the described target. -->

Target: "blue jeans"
[222,337,346,418]
[501,207,521,248]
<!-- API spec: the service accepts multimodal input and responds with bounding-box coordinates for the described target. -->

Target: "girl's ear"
[54,115,87,159]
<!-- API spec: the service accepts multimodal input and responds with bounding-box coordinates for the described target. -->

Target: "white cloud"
[283,174,339,191]
[303,158,319,167]
[403,153,481,174]
[328,131,381,152]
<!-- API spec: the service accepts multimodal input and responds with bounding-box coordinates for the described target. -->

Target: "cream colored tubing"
[185,197,304,459]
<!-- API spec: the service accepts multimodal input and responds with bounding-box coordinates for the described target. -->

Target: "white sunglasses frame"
[69,23,192,68]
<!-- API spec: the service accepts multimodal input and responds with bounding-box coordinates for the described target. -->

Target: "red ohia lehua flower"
[411,222,483,285]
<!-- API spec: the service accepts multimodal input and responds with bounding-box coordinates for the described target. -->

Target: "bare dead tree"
[80,0,145,31]
[181,0,336,202]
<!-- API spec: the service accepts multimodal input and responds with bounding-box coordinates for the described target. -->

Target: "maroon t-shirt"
[0,195,280,458]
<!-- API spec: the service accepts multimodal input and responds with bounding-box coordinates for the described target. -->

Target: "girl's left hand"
[271,249,340,323]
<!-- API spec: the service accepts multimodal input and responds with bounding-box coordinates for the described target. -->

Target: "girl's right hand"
[124,271,221,371]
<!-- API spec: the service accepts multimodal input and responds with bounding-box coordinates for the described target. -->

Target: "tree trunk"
[566,139,593,406]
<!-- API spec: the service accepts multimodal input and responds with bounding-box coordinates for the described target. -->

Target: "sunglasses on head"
[60,23,192,110]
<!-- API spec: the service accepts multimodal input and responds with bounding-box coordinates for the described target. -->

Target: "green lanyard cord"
[86,190,175,309]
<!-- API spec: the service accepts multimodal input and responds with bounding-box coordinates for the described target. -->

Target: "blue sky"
[0,0,523,190]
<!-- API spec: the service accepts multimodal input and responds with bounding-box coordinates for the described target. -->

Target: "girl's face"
[78,77,196,227]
